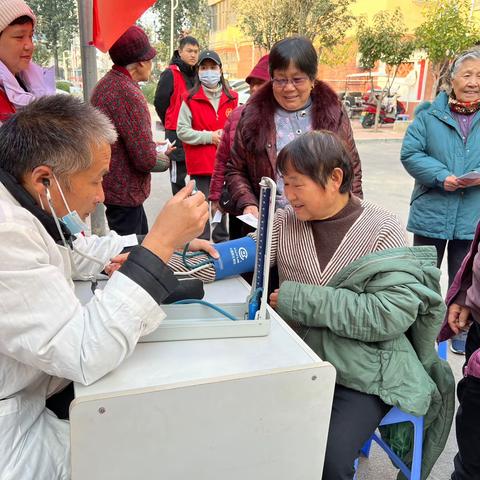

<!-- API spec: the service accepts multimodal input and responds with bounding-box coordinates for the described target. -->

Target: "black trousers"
[413,235,472,287]
[166,129,187,195]
[191,175,229,243]
[452,322,480,480]
[322,384,390,480]
[105,203,148,236]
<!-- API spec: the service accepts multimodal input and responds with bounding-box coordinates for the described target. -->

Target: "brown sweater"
[311,195,364,270]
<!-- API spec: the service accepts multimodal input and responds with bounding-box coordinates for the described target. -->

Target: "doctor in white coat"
[0,95,209,479]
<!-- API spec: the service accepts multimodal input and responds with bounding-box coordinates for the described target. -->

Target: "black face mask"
[0,166,73,246]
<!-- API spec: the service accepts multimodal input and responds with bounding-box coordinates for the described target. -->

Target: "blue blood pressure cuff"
[212,236,256,280]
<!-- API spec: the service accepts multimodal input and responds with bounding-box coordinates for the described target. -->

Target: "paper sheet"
[458,171,480,181]
[237,213,258,229]
[211,210,223,225]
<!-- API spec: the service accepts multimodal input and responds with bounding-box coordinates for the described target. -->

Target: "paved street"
[144,140,462,480]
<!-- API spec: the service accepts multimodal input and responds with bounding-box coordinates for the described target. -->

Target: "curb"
[354,137,403,144]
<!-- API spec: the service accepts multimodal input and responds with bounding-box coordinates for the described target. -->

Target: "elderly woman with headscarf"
[225,36,363,217]
[0,0,55,124]
[401,48,480,355]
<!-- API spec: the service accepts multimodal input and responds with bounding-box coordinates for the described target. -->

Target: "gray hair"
[450,48,480,78]
[0,94,117,185]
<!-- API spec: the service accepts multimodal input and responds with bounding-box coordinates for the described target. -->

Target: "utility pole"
[77,0,107,235]
[170,0,179,58]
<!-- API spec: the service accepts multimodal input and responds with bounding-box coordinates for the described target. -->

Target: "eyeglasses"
[271,77,309,88]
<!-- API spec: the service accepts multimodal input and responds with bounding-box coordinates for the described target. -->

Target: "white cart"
[71,277,336,480]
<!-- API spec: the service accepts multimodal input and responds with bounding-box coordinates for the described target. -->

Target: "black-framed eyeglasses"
[271,77,309,88]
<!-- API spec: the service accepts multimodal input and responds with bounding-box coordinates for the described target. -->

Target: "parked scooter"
[360,93,406,128]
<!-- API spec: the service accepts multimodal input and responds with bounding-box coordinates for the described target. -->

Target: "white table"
[71,277,336,480]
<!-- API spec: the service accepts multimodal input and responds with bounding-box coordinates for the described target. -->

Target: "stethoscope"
[43,178,106,292]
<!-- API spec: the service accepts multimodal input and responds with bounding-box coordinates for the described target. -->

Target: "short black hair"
[277,130,353,193]
[179,36,199,49]
[269,36,318,80]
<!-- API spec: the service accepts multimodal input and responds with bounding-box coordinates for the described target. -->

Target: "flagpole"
[78,0,106,235]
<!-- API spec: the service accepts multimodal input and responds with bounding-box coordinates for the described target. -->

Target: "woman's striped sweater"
[169,200,407,285]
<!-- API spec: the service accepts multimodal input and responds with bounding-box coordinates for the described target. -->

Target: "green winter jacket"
[277,246,455,480]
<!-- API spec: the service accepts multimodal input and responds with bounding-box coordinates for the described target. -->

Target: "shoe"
[450,331,468,355]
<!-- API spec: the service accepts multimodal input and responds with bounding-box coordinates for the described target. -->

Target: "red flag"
[92,0,156,52]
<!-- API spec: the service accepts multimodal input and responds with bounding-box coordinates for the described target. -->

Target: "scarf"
[449,96,480,115]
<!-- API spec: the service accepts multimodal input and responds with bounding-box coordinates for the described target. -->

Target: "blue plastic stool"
[353,342,448,479]
[357,408,424,479]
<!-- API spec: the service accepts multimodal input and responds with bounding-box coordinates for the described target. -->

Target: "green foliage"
[56,80,71,93]
[356,9,415,73]
[32,38,51,66]
[356,9,415,129]
[152,0,209,62]
[141,82,158,105]
[29,0,78,76]
[415,0,480,93]
[416,0,480,66]
[320,38,356,68]
[232,0,354,51]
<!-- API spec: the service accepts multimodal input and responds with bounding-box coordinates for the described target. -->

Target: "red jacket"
[91,67,157,207]
[226,81,363,212]
[0,89,15,124]
[164,65,187,130]
[183,87,238,176]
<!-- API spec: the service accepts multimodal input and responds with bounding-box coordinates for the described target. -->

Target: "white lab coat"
[0,185,166,479]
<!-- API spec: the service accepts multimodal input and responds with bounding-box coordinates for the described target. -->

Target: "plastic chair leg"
[410,416,424,479]
[361,437,373,457]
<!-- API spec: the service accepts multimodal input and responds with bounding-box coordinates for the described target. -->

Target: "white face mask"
[198,70,221,89]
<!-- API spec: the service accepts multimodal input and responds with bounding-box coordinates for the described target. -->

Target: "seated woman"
[168,130,454,479]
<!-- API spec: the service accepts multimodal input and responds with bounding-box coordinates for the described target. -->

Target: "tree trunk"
[374,97,381,132]
[53,47,60,79]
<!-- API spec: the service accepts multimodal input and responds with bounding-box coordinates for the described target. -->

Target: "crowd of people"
[0,0,479,479]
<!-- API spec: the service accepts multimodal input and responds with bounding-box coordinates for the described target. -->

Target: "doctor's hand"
[142,181,209,263]
[447,303,472,335]
[444,176,459,191]
[187,238,219,259]
[269,289,280,310]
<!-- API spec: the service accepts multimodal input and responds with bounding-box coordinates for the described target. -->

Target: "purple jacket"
[439,221,480,341]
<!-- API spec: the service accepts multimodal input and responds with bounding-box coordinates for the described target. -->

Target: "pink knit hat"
[0,0,36,34]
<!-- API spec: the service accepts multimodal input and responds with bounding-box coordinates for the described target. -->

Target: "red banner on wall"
[92,0,156,52]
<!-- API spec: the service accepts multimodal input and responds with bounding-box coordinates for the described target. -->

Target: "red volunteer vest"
[182,87,238,176]
[164,65,187,130]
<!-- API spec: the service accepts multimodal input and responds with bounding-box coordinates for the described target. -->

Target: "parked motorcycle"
[360,94,406,128]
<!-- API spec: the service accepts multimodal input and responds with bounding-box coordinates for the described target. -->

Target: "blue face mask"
[61,210,88,235]
[198,69,221,88]
[52,174,89,235]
